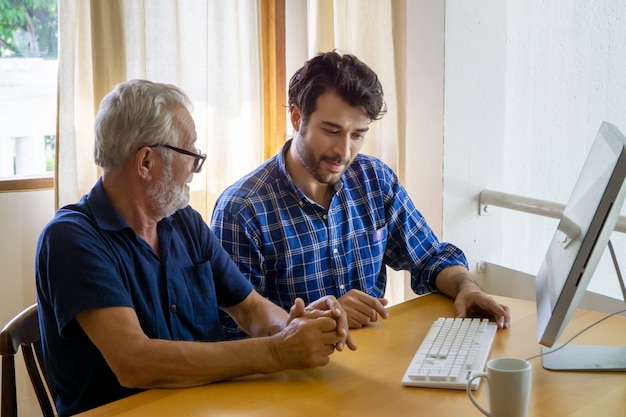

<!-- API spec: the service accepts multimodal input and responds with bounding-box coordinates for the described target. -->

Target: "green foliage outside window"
[0,0,57,58]
[44,134,55,172]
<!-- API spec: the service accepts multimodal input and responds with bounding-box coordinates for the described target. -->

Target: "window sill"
[0,176,54,192]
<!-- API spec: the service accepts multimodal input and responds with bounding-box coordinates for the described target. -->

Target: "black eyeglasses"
[148,144,207,173]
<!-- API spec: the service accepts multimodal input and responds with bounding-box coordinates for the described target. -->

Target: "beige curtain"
[56,0,264,221]
[305,0,409,305]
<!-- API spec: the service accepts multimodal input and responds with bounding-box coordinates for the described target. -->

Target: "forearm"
[223,290,289,337]
[77,305,284,389]
[116,316,340,389]
[434,265,481,299]
[115,336,280,389]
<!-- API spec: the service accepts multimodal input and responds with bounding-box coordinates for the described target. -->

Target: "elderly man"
[36,79,355,417]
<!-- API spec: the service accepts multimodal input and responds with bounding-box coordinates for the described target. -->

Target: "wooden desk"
[77,294,626,417]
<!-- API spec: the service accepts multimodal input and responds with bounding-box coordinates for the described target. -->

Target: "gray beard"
[147,164,190,218]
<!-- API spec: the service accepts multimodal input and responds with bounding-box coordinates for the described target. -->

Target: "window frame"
[261,0,286,160]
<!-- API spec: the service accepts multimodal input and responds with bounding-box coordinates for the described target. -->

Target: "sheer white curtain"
[56,0,263,220]
[303,0,410,305]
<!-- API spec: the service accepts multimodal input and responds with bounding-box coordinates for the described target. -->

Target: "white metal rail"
[478,189,626,234]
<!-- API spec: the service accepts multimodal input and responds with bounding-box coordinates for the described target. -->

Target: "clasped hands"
[288,296,357,352]
[268,296,357,370]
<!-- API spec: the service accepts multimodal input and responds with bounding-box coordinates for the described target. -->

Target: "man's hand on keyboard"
[338,289,389,328]
[435,265,511,329]
[454,282,511,329]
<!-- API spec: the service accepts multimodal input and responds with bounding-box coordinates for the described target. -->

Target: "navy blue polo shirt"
[35,178,253,417]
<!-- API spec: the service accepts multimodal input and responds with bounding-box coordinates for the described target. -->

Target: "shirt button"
[323,214,328,220]
[170,304,177,313]
[339,284,345,290]
[333,248,338,254]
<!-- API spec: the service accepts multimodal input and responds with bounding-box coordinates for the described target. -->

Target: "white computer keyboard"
[401,317,497,390]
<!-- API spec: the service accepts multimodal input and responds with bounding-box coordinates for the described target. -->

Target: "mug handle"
[466,372,490,417]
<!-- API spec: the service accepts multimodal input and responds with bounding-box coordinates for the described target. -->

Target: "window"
[0,0,58,191]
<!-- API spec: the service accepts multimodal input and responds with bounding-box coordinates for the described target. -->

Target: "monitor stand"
[541,345,626,371]
[542,241,626,371]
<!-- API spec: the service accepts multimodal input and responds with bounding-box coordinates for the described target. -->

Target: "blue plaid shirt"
[211,140,468,336]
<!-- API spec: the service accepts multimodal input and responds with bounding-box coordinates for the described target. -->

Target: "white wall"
[444,0,626,300]
[0,191,54,326]
[443,0,507,272]
[405,0,445,238]
[0,190,55,416]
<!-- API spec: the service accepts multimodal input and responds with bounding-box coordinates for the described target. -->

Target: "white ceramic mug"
[466,357,532,417]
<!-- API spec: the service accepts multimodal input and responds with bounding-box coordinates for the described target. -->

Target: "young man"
[36,79,355,417]
[211,51,510,338]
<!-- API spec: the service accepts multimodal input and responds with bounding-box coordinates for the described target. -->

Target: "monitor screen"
[535,121,626,371]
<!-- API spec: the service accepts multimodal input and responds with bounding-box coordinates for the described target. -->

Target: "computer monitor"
[536,121,626,371]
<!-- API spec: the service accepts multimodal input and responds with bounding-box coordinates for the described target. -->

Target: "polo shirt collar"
[84,177,130,231]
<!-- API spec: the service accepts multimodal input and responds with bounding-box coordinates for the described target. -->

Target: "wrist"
[264,334,283,373]
[455,274,480,296]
